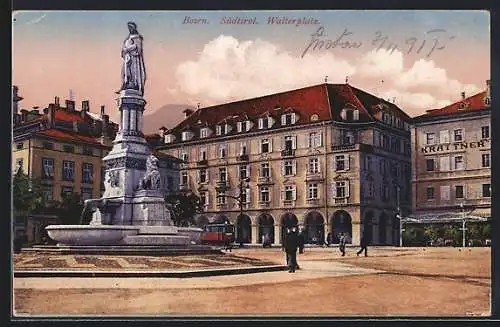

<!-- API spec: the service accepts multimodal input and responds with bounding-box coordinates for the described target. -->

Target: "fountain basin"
[45,225,140,246]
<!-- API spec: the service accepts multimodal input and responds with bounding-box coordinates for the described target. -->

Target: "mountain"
[143,104,195,134]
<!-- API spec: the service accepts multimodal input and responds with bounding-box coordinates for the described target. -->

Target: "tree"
[56,192,84,225]
[424,224,439,244]
[12,170,44,218]
[165,191,203,227]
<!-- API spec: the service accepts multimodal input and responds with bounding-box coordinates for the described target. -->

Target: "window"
[81,163,94,183]
[63,145,74,153]
[180,152,188,162]
[61,186,73,198]
[224,124,231,134]
[439,156,450,171]
[335,181,347,198]
[259,117,269,129]
[199,149,207,161]
[199,169,207,183]
[62,161,75,181]
[455,185,464,199]
[217,190,226,205]
[181,131,192,141]
[379,159,386,175]
[181,171,188,185]
[367,183,374,198]
[284,135,294,150]
[81,187,93,201]
[42,142,54,150]
[165,134,175,143]
[261,163,270,177]
[426,133,436,145]
[310,132,322,148]
[219,146,227,159]
[284,185,296,201]
[240,189,248,204]
[308,183,318,199]
[200,191,208,208]
[239,165,248,179]
[426,159,435,172]
[83,147,93,156]
[281,113,296,125]
[482,153,490,168]
[426,187,435,200]
[284,160,294,176]
[335,155,348,171]
[215,125,222,136]
[16,142,23,150]
[439,130,450,144]
[167,176,173,191]
[200,128,209,138]
[219,167,227,182]
[261,139,270,153]
[260,186,270,202]
[481,126,490,139]
[309,158,320,174]
[366,156,372,171]
[454,156,464,170]
[454,129,463,142]
[482,184,491,197]
[240,143,247,155]
[42,186,53,202]
[440,185,450,201]
[237,122,243,133]
[382,184,389,202]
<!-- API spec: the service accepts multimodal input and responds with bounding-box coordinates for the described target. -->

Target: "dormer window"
[259,117,269,129]
[181,131,193,141]
[200,128,210,138]
[224,123,232,134]
[341,107,359,121]
[281,112,296,126]
[485,97,491,106]
[216,125,222,136]
[458,102,466,110]
[164,134,176,144]
[237,122,243,133]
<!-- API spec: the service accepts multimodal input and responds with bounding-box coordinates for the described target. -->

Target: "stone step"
[121,235,190,246]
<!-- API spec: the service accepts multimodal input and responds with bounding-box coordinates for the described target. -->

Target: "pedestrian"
[326,232,332,247]
[339,232,346,256]
[357,234,370,257]
[298,229,305,254]
[284,226,300,273]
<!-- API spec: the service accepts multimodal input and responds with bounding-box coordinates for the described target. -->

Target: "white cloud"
[175,35,483,116]
[175,35,356,103]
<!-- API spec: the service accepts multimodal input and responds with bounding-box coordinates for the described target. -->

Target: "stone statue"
[138,155,161,190]
[118,21,146,95]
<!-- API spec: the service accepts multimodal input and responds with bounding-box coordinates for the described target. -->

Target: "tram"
[200,223,235,245]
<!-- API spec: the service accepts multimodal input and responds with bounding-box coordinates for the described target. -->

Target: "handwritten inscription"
[302,26,456,58]
[421,140,489,153]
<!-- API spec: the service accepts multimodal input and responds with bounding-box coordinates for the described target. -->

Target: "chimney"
[65,100,75,111]
[12,86,23,115]
[102,114,110,137]
[55,96,60,108]
[486,80,491,98]
[43,108,49,114]
[82,100,90,112]
[48,103,56,127]
[183,108,194,118]
[100,105,105,118]
[20,109,29,122]
[461,92,466,100]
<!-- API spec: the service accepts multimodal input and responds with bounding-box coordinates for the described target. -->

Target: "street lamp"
[459,202,467,248]
[217,177,250,247]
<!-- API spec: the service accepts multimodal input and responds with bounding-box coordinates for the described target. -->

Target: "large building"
[410,81,491,222]
[157,83,412,246]
[12,87,119,202]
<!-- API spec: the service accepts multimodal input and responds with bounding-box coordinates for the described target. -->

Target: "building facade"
[158,83,412,245]
[411,81,491,222]
[12,88,119,202]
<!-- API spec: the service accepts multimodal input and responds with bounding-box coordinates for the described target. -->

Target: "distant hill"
[143,104,195,134]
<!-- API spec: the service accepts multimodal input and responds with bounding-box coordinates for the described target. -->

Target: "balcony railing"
[331,143,356,151]
[237,154,249,161]
[257,176,273,184]
[259,200,271,208]
[283,199,295,206]
[333,197,348,205]
[197,159,208,166]
[306,198,321,206]
[281,149,296,157]
[305,171,324,181]
[216,180,230,190]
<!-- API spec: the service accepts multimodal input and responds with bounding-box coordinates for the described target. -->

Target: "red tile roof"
[169,83,410,139]
[55,109,85,123]
[36,129,101,145]
[416,90,490,118]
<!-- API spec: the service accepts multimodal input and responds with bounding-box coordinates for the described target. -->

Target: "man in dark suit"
[284,226,300,273]
[357,233,370,257]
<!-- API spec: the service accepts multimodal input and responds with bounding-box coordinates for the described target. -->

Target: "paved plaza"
[13,247,491,317]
